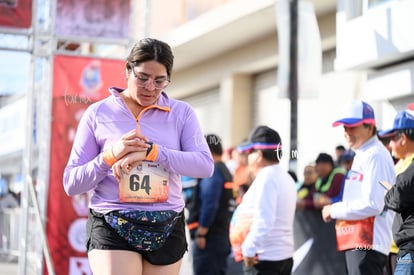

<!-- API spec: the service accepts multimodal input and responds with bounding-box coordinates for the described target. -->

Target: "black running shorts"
[86,209,187,265]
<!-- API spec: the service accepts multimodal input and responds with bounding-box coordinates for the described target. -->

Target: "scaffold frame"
[0,0,143,274]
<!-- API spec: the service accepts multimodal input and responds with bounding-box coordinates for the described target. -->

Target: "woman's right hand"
[111,129,149,159]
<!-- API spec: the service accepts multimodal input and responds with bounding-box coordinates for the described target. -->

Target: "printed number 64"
[129,175,151,195]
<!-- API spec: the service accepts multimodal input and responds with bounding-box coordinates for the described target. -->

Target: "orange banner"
[47,55,125,275]
[0,0,32,29]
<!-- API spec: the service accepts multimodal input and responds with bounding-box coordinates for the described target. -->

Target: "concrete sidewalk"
[0,231,193,275]
[0,261,18,275]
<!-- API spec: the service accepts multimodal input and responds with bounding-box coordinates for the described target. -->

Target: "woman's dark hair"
[126,38,174,78]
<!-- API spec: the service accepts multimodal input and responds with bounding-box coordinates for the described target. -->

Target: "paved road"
[0,256,192,275]
[180,248,193,275]
[0,258,191,275]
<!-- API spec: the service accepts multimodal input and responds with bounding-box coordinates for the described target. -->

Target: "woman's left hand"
[112,151,147,180]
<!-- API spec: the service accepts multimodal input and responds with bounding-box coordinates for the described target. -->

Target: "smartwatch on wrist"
[146,142,153,156]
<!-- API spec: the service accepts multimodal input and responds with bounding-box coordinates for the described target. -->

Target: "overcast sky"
[0,50,30,95]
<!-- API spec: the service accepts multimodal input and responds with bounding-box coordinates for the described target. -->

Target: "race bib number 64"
[119,161,169,203]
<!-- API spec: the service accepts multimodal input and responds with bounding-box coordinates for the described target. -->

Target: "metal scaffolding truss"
[0,0,141,274]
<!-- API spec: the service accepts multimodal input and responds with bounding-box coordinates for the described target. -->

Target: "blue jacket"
[186,161,235,238]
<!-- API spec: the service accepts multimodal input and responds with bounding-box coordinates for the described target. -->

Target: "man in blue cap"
[322,100,396,275]
[381,109,414,275]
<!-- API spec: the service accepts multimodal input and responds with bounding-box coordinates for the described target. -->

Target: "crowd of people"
[185,100,414,275]
[61,37,414,275]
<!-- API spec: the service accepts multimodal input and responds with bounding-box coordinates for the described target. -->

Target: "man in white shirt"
[322,100,396,275]
[231,125,296,275]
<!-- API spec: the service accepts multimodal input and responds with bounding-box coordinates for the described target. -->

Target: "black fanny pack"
[103,209,181,251]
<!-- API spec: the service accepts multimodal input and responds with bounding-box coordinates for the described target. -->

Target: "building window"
[367,0,395,9]
[344,0,397,20]
[322,49,336,74]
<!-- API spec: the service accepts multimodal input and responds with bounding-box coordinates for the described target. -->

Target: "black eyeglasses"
[130,67,170,90]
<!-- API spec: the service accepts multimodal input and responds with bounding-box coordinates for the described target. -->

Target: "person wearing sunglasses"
[63,38,214,275]
[381,109,414,275]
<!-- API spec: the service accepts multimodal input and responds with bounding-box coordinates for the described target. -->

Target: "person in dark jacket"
[381,109,414,275]
[186,134,236,275]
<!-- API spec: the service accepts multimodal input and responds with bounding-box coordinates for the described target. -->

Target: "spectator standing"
[293,161,347,274]
[230,125,296,275]
[227,141,252,275]
[378,130,399,275]
[296,163,318,210]
[338,149,355,172]
[224,147,238,175]
[0,192,19,209]
[379,131,399,165]
[322,100,396,275]
[233,143,251,205]
[0,179,18,209]
[381,110,414,275]
[314,153,346,208]
[335,145,346,166]
[186,134,235,275]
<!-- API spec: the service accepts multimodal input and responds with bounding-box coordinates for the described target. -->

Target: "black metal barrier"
[293,209,346,275]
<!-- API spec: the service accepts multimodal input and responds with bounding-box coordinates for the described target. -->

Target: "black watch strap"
[146,142,153,156]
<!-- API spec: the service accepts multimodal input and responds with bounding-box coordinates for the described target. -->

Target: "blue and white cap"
[379,110,414,137]
[332,100,376,127]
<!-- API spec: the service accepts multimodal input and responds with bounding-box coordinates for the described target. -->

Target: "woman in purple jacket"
[63,38,214,275]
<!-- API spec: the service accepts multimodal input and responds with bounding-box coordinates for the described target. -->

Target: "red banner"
[0,0,32,29]
[47,55,125,275]
[55,0,130,39]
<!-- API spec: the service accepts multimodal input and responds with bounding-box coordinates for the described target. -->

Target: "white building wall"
[164,0,354,178]
[336,0,414,70]
[297,72,362,177]
[336,0,414,139]
[250,68,364,178]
